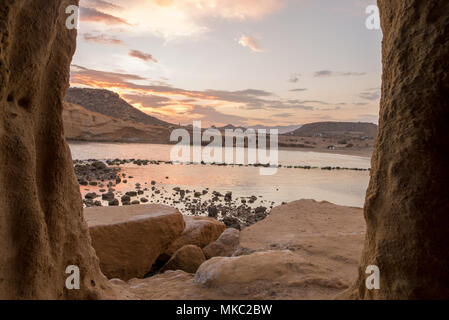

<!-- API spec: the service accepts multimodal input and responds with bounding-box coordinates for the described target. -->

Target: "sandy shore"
[279,145,373,157]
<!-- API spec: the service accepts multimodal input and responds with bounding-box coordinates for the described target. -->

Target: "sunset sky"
[71,0,382,127]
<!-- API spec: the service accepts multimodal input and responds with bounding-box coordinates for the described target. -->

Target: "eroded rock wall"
[0,0,111,299]
[353,0,449,299]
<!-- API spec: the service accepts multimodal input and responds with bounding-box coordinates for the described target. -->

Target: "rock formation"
[350,0,449,299]
[160,245,206,274]
[160,216,226,262]
[84,205,185,280]
[0,0,117,299]
[203,228,240,259]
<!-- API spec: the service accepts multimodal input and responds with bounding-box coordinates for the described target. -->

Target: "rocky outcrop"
[0,0,117,299]
[350,0,449,299]
[160,216,226,262]
[63,102,172,143]
[85,205,185,280]
[203,228,240,259]
[160,245,206,274]
[65,87,171,127]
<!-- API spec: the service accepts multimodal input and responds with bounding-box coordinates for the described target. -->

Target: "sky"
[70,0,382,127]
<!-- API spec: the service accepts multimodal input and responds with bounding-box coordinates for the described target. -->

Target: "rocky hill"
[63,102,172,143]
[65,87,172,127]
[288,122,378,138]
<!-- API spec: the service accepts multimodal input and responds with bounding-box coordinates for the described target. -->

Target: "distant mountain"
[248,124,303,134]
[214,124,247,131]
[287,121,378,138]
[65,87,173,128]
[211,124,302,134]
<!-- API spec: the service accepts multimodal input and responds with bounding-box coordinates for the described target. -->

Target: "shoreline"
[67,139,373,159]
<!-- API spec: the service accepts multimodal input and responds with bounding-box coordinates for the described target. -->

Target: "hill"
[65,87,172,127]
[63,102,172,143]
[288,122,378,138]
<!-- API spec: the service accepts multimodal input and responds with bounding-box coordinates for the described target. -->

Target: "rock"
[255,206,266,214]
[131,200,140,205]
[348,0,449,300]
[85,192,98,200]
[203,228,240,259]
[126,191,137,197]
[161,216,226,262]
[222,216,241,230]
[85,205,185,280]
[160,245,206,274]
[224,192,232,202]
[0,0,113,299]
[195,250,348,290]
[92,161,107,170]
[102,192,115,201]
[108,199,119,206]
[121,195,131,202]
[207,205,218,218]
[141,198,149,203]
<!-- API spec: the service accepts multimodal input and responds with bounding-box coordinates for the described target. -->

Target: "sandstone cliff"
[0,0,116,299]
[349,0,449,299]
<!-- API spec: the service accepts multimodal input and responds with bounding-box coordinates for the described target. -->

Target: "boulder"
[85,204,185,280]
[161,216,226,262]
[160,245,206,274]
[195,250,348,290]
[203,228,240,259]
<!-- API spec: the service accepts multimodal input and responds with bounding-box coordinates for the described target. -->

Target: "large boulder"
[203,228,240,259]
[195,250,348,291]
[85,205,185,280]
[161,216,226,261]
[160,245,206,274]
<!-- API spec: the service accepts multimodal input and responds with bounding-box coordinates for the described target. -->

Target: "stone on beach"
[160,216,226,262]
[202,228,240,259]
[160,245,206,274]
[84,204,185,280]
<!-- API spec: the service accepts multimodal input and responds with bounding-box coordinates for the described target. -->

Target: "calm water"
[69,142,371,208]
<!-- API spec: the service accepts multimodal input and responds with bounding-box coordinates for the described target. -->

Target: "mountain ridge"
[65,87,173,128]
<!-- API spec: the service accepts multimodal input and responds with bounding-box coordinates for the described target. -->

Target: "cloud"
[188,105,255,126]
[288,73,301,83]
[82,33,124,45]
[238,35,263,52]
[129,50,158,63]
[70,65,147,88]
[314,70,367,77]
[272,112,294,118]
[79,6,130,25]
[123,93,171,107]
[84,0,284,40]
[289,88,307,92]
[358,87,381,101]
[69,65,318,113]
[81,0,123,11]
